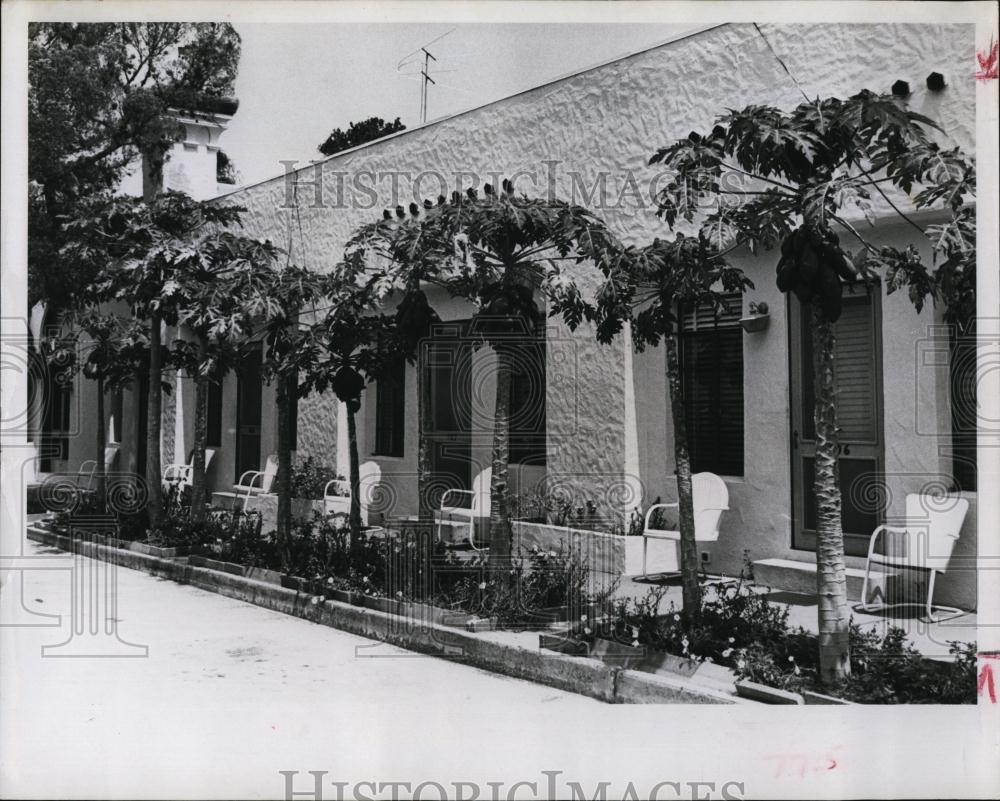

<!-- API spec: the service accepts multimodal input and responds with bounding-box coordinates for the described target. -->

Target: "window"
[206,380,223,447]
[950,321,976,491]
[375,357,405,457]
[509,341,546,465]
[679,294,744,476]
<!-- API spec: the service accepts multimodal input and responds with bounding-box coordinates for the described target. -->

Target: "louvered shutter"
[679,294,744,476]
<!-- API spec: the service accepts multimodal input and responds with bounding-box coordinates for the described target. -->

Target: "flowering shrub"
[291,457,346,500]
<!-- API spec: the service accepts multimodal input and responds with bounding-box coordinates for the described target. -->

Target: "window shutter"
[832,298,877,444]
[680,294,744,476]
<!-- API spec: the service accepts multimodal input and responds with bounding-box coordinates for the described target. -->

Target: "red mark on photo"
[764,747,841,779]
[975,37,998,82]
[978,652,1000,703]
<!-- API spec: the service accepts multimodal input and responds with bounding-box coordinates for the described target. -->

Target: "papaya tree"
[250,263,328,542]
[42,311,148,510]
[588,234,752,615]
[341,211,448,522]
[370,185,624,563]
[61,190,244,528]
[172,232,284,521]
[298,261,399,536]
[651,90,975,684]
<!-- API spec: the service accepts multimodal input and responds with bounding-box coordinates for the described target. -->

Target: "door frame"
[788,285,886,556]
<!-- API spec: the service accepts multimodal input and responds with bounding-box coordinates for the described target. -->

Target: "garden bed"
[24,522,742,705]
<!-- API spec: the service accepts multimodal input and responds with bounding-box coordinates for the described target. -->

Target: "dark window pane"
[206,380,223,447]
[375,357,405,457]
[679,294,743,476]
[509,341,546,465]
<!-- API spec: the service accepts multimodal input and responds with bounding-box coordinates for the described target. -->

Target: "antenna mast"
[419,47,436,124]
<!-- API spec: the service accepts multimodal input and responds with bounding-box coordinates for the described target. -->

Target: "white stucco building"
[48,23,979,610]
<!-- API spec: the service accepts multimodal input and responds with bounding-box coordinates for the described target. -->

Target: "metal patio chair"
[856,492,970,622]
[437,467,491,550]
[640,472,729,579]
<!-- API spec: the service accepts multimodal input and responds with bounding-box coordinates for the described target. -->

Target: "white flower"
[580,615,588,622]
[584,627,592,635]
[788,655,795,663]
[673,613,681,622]
[326,577,334,585]
[722,648,733,658]
[478,582,487,590]
[631,640,639,648]
[736,660,746,670]
[681,638,689,647]
[310,596,320,605]
[363,576,369,583]
[728,637,735,644]
[395,591,403,598]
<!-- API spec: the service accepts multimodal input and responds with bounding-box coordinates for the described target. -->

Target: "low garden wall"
[512,521,679,585]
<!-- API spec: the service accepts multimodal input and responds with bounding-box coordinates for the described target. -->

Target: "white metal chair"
[856,492,970,622]
[79,444,120,491]
[437,467,491,550]
[323,476,351,517]
[641,472,729,579]
[162,448,216,491]
[222,453,279,511]
[358,461,381,527]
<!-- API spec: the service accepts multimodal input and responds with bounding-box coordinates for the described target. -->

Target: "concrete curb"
[26,526,748,705]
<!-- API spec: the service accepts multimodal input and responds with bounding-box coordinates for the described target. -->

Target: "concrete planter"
[539,634,701,678]
[512,520,678,582]
[128,541,196,559]
[734,679,804,705]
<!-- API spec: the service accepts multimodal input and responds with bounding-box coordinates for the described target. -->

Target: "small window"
[375,358,405,457]
[207,380,223,447]
[679,294,744,477]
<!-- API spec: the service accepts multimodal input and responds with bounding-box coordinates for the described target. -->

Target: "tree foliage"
[317,116,406,157]
[29,22,241,310]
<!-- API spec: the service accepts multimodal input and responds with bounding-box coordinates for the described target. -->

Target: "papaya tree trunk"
[347,403,362,536]
[664,333,701,615]
[189,339,210,522]
[811,306,851,685]
[146,310,163,528]
[275,374,293,542]
[417,345,433,521]
[94,375,106,512]
[488,345,512,567]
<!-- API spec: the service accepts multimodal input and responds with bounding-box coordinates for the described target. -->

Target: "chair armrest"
[163,464,187,481]
[236,471,266,497]
[324,479,350,498]
[644,502,678,531]
[78,460,97,474]
[440,489,474,510]
[867,524,910,564]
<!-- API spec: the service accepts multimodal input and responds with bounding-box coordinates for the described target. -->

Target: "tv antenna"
[397,29,455,124]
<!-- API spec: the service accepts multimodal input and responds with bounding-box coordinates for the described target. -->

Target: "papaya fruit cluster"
[775,227,856,323]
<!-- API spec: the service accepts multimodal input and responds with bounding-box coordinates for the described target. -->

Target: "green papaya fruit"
[776,260,799,293]
[799,243,820,286]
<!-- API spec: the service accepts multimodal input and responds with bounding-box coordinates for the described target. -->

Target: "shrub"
[291,457,345,500]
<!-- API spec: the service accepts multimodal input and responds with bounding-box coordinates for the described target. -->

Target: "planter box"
[279,575,312,592]
[329,588,365,606]
[734,679,804,705]
[128,541,195,559]
[801,690,854,705]
[539,635,702,677]
[512,521,679,583]
[245,566,283,586]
